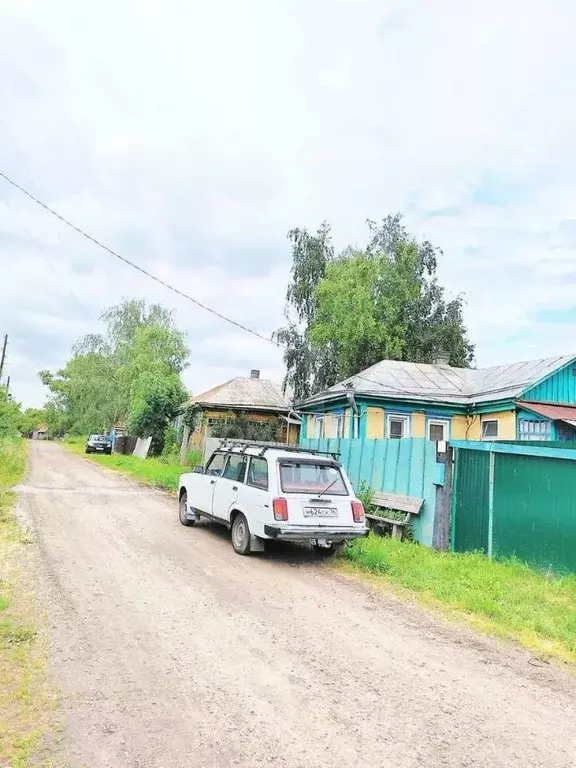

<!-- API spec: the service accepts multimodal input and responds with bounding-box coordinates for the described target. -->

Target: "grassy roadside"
[0,438,61,766]
[339,535,576,665]
[63,435,199,492]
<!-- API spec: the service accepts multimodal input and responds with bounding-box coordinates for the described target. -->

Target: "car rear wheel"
[179,492,195,527]
[231,513,251,555]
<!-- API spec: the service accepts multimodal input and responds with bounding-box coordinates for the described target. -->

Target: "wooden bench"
[365,492,423,540]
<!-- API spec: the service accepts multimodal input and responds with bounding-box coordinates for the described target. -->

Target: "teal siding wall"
[523,360,576,403]
[303,399,463,417]
[516,407,556,441]
[300,437,442,547]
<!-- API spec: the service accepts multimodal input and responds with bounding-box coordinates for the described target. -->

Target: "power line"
[0,121,96,322]
[0,170,277,346]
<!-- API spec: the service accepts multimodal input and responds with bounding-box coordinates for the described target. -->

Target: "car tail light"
[273,497,289,521]
[351,500,365,523]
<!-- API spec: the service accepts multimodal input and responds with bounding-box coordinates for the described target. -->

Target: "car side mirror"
[193,465,204,474]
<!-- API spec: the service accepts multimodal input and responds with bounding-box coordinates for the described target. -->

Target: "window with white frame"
[428,419,450,442]
[518,419,551,441]
[334,413,344,438]
[481,419,499,439]
[387,414,410,439]
[313,416,324,438]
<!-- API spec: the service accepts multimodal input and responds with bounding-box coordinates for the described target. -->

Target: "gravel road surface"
[15,441,576,767]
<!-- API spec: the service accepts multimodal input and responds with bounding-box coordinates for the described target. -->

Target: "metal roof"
[517,400,576,425]
[191,376,291,412]
[300,355,576,408]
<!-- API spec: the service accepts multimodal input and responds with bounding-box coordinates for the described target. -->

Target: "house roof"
[190,376,291,413]
[517,400,576,427]
[299,355,576,408]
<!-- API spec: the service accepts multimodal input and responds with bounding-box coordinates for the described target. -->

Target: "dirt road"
[15,442,576,767]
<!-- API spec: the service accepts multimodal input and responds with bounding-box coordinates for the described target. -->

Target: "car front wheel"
[179,492,195,527]
[231,513,251,555]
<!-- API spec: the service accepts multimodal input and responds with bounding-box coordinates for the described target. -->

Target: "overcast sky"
[1,0,575,407]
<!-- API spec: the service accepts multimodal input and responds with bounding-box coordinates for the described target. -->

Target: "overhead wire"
[0,123,96,323]
[0,169,459,401]
[0,170,277,346]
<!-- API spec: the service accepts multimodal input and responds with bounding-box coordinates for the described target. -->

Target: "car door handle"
[232,485,238,491]
[210,479,215,485]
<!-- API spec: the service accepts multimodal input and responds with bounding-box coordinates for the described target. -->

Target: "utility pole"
[0,334,7,380]
[5,375,10,395]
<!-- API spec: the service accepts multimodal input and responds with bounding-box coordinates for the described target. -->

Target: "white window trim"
[387,414,411,439]
[481,419,499,440]
[313,415,324,439]
[427,418,450,441]
[334,413,344,439]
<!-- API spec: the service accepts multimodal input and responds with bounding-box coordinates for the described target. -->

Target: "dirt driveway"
[15,441,576,767]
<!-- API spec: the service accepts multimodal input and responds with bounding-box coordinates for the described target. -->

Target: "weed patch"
[0,438,60,765]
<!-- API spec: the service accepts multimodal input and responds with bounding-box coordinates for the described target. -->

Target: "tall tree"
[277,214,474,400]
[40,299,189,452]
[274,223,335,401]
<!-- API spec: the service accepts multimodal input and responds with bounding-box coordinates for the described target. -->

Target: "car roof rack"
[218,439,340,460]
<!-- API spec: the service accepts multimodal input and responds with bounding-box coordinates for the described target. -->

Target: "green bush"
[187,449,203,468]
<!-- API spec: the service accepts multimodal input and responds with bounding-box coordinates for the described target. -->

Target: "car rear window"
[247,457,268,490]
[279,461,347,495]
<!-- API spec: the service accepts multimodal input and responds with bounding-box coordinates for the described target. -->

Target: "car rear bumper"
[264,524,368,542]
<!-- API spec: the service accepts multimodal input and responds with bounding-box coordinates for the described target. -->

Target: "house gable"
[521,358,576,404]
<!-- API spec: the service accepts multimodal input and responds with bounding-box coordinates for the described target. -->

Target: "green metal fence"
[451,441,576,572]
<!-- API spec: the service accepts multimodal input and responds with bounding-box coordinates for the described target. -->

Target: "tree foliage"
[0,388,23,438]
[40,299,189,453]
[273,223,335,401]
[19,407,47,435]
[209,413,283,442]
[276,214,474,399]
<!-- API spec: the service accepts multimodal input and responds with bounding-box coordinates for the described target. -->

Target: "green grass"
[0,438,61,766]
[341,534,576,665]
[64,435,201,492]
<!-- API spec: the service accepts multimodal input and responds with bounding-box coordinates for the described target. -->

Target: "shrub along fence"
[300,437,450,548]
[451,440,576,572]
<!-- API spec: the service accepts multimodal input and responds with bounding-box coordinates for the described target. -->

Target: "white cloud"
[1,0,576,406]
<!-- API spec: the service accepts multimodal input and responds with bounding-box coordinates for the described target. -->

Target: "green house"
[297,355,576,443]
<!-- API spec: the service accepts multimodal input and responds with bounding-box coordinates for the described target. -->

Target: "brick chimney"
[433,351,451,366]
[250,369,260,379]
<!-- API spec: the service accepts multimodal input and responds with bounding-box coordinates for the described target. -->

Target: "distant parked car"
[177,441,368,556]
[85,434,112,455]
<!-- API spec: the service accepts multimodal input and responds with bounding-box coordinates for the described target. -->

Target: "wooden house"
[297,355,576,443]
[184,370,299,449]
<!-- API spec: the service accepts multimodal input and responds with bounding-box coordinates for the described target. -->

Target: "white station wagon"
[178,441,368,556]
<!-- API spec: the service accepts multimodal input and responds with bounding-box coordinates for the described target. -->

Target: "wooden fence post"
[179,424,191,465]
[433,444,453,550]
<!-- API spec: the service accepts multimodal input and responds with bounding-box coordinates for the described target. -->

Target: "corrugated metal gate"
[452,441,576,572]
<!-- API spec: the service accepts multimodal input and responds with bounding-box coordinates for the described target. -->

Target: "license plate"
[303,506,338,518]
